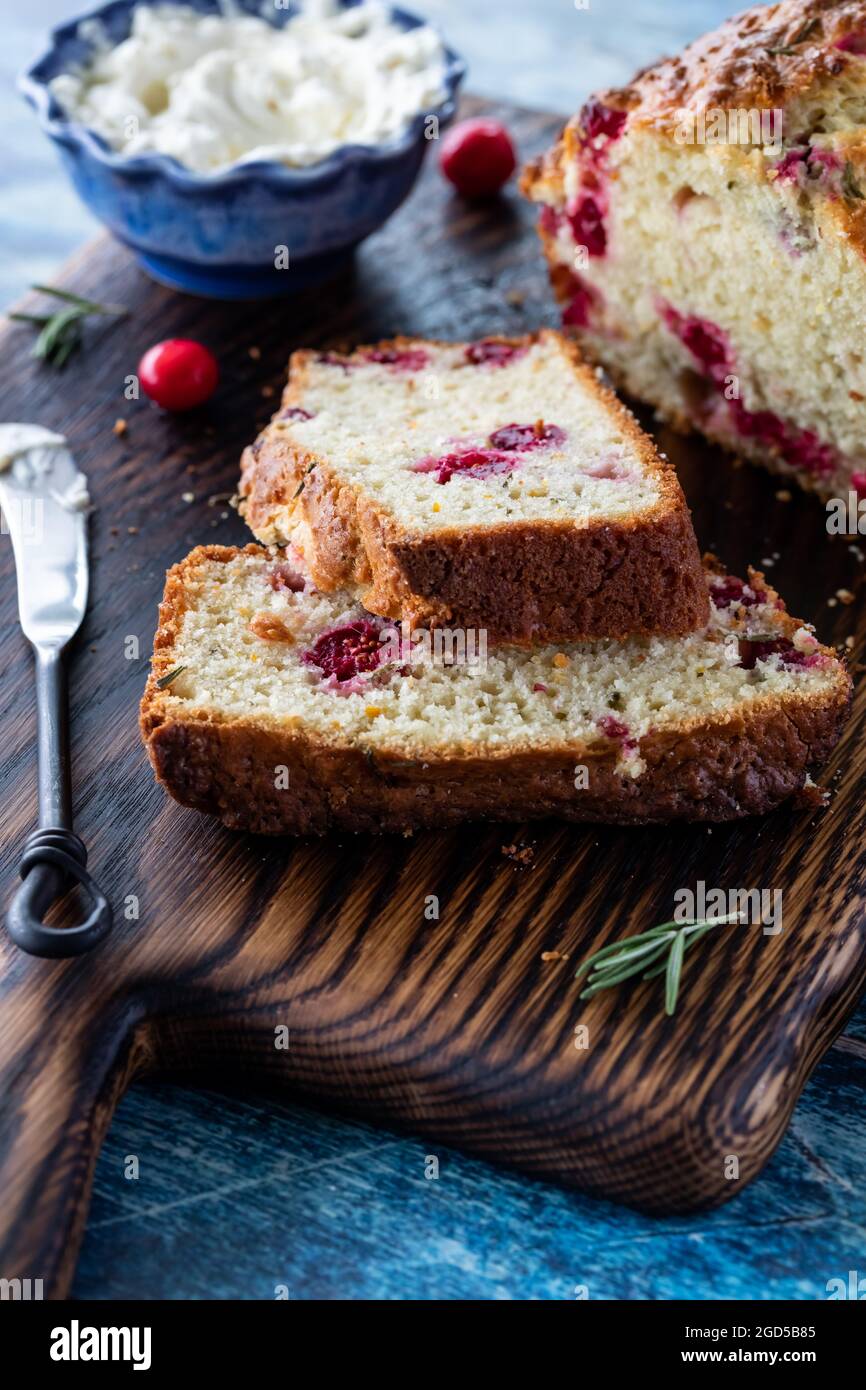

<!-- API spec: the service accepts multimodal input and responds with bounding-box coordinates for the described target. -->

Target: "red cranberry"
[836,31,866,53]
[465,340,527,367]
[774,147,810,182]
[279,406,313,421]
[562,272,598,327]
[665,309,730,380]
[737,637,818,671]
[662,302,837,476]
[439,118,517,198]
[596,715,639,754]
[414,447,517,485]
[731,403,835,476]
[710,576,764,609]
[727,393,836,475]
[303,620,384,682]
[777,425,836,476]
[852,471,866,497]
[138,338,219,412]
[316,351,353,371]
[488,421,567,451]
[268,562,306,593]
[806,148,842,178]
[663,303,729,376]
[775,146,841,186]
[568,195,607,257]
[661,302,735,388]
[539,206,561,238]
[728,399,785,446]
[580,100,628,144]
[363,348,429,372]
[597,715,630,739]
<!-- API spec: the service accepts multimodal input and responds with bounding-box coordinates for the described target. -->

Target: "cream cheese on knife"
[0,425,90,513]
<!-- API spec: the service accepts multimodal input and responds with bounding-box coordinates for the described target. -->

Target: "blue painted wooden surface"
[4,0,864,1299]
[74,1001,866,1300]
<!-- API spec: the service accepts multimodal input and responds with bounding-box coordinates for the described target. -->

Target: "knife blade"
[0,423,89,647]
[1,423,111,957]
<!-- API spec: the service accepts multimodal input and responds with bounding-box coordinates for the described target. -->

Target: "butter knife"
[1,423,111,956]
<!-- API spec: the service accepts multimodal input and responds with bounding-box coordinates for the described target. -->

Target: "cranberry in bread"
[522,0,866,500]
[239,331,708,643]
[140,545,850,836]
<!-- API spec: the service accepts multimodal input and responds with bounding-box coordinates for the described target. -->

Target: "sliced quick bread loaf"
[140,545,850,836]
[522,0,866,499]
[239,331,708,642]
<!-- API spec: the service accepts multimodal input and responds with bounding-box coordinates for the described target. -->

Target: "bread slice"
[239,331,708,642]
[140,544,850,836]
[522,0,866,500]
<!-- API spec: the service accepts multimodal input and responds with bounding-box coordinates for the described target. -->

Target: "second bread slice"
[239,331,708,643]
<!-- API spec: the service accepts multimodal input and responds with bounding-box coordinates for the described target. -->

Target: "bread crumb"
[248,346,261,360]
[506,289,525,307]
[113,418,128,437]
[541,949,569,962]
[501,842,535,866]
[250,611,295,643]
[836,588,855,605]
[794,776,831,810]
[181,491,195,504]
[261,384,275,398]
[553,652,569,668]
[845,635,855,650]
[775,489,791,502]
[127,525,139,535]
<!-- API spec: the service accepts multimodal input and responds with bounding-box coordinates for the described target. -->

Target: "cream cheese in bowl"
[50,0,449,174]
[24,0,463,296]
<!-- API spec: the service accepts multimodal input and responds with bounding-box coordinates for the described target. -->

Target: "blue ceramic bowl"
[21,0,465,299]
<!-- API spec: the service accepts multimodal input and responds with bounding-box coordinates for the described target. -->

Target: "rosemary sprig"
[575,912,745,1016]
[766,18,821,55]
[842,161,865,203]
[156,665,187,690]
[8,284,127,368]
[292,462,316,500]
[791,17,821,45]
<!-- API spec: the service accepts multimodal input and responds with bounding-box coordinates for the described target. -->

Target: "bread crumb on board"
[794,775,831,810]
[501,842,535,866]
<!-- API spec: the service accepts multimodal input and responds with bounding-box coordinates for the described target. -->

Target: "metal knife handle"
[6,649,112,958]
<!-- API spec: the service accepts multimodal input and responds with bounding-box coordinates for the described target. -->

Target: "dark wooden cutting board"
[2,98,866,1299]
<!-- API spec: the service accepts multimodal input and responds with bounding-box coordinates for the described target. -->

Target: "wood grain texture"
[1,99,865,1300]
